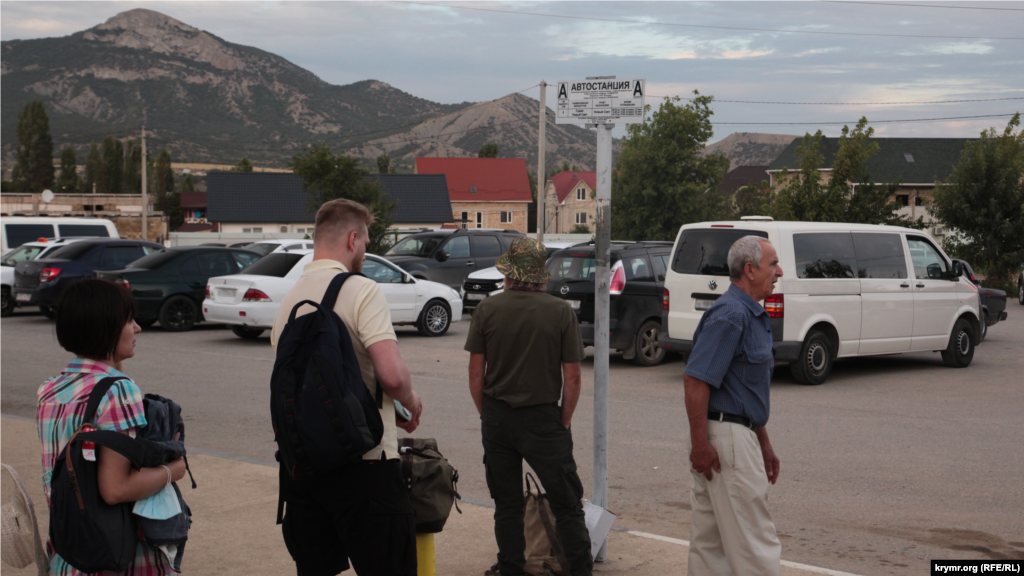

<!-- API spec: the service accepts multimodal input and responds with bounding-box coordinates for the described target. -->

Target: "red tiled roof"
[548,171,596,204]
[415,157,532,202]
[180,191,207,209]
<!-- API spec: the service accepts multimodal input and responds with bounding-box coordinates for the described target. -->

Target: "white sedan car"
[203,251,463,339]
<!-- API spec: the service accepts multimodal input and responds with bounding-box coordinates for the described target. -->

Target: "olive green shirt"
[465,290,586,408]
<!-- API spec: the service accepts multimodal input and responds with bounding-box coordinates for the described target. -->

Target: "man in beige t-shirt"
[270,198,423,576]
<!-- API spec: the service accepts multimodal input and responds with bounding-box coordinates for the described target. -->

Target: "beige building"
[415,157,532,233]
[544,171,596,234]
[0,192,168,243]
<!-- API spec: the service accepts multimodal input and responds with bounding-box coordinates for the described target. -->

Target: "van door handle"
[900,283,910,288]
[916,283,925,288]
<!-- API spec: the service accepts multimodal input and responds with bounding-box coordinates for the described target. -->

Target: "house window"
[461,211,469,229]
[577,188,586,201]
[576,212,587,224]
[904,153,915,163]
[470,186,478,195]
[243,228,252,233]
[914,196,924,206]
[253,227,263,233]
[897,195,909,207]
[476,212,482,229]
[500,211,512,224]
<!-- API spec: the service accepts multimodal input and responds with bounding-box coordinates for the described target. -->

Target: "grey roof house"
[206,172,454,234]
[766,137,975,235]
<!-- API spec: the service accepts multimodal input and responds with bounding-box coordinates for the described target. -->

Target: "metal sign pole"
[593,120,613,563]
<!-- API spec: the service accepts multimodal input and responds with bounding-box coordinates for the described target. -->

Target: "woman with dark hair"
[37,279,186,575]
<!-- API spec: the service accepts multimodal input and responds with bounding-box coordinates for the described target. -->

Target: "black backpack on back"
[270,273,385,484]
[49,377,146,573]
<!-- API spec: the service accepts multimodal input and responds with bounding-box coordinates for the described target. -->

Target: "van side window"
[793,233,857,279]
[5,224,56,249]
[57,224,111,238]
[851,233,908,279]
[906,237,948,279]
[671,229,768,276]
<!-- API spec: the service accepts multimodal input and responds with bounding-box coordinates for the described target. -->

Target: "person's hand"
[166,457,186,483]
[396,392,422,433]
[690,442,721,481]
[760,440,780,484]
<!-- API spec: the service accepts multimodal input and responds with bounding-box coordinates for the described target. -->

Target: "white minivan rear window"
[671,229,768,276]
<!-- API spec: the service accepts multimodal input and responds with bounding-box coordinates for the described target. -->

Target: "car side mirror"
[404,274,415,283]
[950,262,963,280]
[435,250,449,262]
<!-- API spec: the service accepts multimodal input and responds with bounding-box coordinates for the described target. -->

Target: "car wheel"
[979,312,988,343]
[790,329,833,386]
[40,305,56,320]
[136,318,157,328]
[632,320,667,367]
[1018,279,1024,305]
[1,288,14,318]
[417,300,451,337]
[940,318,975,368]
[159,296,198,332]
[231,325,265,340]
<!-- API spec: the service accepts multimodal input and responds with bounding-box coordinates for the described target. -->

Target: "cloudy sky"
[2,1,1022,143]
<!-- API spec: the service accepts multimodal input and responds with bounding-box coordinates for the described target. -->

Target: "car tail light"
[243,289,271,302]
[205,285,211,298]
[120,280,131,291]
[610,262,626,295]
[39,267,61,282]
[663,288,670,311]
[764,293,784,318]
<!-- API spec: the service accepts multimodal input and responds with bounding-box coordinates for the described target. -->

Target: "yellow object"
[416,533,436,576]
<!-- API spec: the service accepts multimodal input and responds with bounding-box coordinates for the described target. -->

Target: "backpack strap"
[83,376,128,424]
[320,272,365,312]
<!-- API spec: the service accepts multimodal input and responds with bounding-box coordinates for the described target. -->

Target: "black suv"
[382,229,524,289]
[545,241,674,366]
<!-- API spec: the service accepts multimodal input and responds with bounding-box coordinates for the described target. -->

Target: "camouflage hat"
[496,237,551,283]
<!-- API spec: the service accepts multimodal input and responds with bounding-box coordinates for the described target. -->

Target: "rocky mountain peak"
[82,8,244,70]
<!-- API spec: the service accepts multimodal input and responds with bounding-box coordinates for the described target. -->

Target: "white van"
[1,217,119,253]
[660,219,982,385]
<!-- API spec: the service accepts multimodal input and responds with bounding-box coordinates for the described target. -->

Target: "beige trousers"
[685,420,781,576]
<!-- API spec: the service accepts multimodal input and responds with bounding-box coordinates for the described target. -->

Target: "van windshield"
[671,229,768,276]
[386,235,444,257]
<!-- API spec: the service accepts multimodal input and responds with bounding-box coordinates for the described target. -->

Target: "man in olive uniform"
[466,237,592,576]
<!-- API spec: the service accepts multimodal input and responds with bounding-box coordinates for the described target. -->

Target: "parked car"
[461,241,578,310]
[243,239,315,257]
[203,251,463,338]
[1,216,118,253]
[2,238,88,317]
[382,229,524,289]
[13,238,164,318]
[94,246,263,331]
[952,259,1008,341]
[660,219,982,385]
[542,241,674,366]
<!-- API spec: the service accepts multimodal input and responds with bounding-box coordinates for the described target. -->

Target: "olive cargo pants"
[481,396,593,576]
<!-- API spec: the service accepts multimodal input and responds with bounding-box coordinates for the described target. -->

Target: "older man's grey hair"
[727,236,770,280]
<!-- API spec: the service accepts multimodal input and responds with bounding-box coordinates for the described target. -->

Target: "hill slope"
[1,9,596,169]
[704,132,799,168]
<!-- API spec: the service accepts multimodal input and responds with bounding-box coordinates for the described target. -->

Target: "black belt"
[708,411,758,431]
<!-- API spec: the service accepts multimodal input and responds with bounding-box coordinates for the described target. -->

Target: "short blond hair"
[314,199,374,248]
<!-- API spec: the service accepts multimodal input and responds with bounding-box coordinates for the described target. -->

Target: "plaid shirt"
[38,359,173,576]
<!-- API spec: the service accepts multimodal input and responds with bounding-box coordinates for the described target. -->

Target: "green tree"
[930,113,1024,285]
[289,143,397,253]
[611,93,731,241]
[230,156,254,172]
[155,149,174,204]
[569,223,591,234]
[83,143,103,194]
[101,136,124,194]
[15,100,55,191]
[180,173,195,192]
[478,142,499,158]
[731,181,771,219]
[376,152,395,174]
[123,140,141,194]
[768,119,911,225]
[57,147,79,193]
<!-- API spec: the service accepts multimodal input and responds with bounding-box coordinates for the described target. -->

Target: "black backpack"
[270,273,385,484]
[49,377,146,573]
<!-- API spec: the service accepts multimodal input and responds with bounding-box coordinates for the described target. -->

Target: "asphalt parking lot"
[3,306,1023,575]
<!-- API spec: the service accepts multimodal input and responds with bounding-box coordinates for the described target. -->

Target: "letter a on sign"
[633,81,644,98]
[558,83,568,99]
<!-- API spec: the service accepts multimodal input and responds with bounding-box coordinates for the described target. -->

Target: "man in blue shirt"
[682,235,783,576]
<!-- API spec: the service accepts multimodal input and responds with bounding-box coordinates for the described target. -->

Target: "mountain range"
[2,8,791,172]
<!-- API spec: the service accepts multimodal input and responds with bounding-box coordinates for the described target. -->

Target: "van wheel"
[231,325,265,339]
[159,296,198,332]
[940,318,975,368]
[790,330,833,386]
[1,288,14,317]
[633,320,667,367]
[40,305,56,319]
[417,300,451,337]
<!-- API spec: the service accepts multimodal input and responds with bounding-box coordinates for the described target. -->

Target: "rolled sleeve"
[353,281,397,348]
[683,315,743,389]
[95,380,147,433]
[464,304,487,354]
[561,308,585,363]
